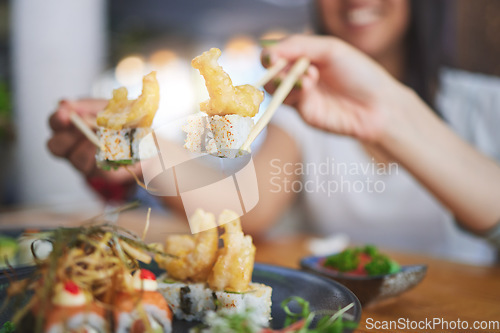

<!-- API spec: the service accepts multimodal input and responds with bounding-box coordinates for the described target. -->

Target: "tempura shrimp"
[207,210,256,292]
[192,48,264,117]
[97,71,160,130]
[158,209,218,282]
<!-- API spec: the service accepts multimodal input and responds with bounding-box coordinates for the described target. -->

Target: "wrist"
[377,83,429,157]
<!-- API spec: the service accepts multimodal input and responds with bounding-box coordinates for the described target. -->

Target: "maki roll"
[157,209,272,325]
[43,281,107,333]
[114,269,173,333]
[158,281,272,323]
[184,48,264,158]
[209,115,254,158]
[96,127,157,169]
[95,72,160,169]
[183,114,254,158]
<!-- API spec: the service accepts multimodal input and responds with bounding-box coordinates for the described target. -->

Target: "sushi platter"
[0,209,361,333]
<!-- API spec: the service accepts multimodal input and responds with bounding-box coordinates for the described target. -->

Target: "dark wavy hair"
[313,0,455,109]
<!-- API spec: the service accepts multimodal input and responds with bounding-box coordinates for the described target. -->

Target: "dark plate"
[171,263,362,332]
[0,263,361,332]
[301,256,427,306]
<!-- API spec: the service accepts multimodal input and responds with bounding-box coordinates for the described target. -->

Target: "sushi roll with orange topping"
[114,269,172,333]
[43,281,108,333]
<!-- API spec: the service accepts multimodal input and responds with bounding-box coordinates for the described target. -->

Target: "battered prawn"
[97,71,160,130]
[158,209,218,282]
[192,48,264,117]
[207,210,256,292]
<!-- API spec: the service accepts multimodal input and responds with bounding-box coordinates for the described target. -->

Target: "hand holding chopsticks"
[69,112,104,150]
[241,57,310,153]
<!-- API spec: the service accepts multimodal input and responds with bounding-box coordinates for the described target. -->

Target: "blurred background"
[0,0,499,210]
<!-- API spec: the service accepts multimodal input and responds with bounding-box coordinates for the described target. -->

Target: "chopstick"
[240,57,310,153]
[69,112,103,150]
[254,58,288,88]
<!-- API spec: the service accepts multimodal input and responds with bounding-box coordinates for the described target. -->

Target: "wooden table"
[1,207,500,332]
[256,235,500,333]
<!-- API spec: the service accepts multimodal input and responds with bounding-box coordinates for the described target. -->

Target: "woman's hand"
[262,35,407,143]
[263,35,500,233]
[47,99,137,183]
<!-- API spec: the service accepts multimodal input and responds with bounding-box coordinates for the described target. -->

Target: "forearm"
[381,86,500,232]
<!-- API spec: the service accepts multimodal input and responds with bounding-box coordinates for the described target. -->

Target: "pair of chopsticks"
[69,112,104,150]
[70,57,310,156]
[240,57,310,153]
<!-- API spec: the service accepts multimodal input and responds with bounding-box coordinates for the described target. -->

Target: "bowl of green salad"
[300,245,427,306]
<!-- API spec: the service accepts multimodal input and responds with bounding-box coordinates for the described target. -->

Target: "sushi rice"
[183,114,254,158]
[45,312,107,333]
[157,278,272,324]
[96,127,158,168]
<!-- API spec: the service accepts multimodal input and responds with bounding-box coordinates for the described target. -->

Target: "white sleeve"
[270,105,309,151]
[437,69,500,161]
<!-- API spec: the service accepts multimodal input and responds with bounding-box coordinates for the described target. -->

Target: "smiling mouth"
[345,7,382,27]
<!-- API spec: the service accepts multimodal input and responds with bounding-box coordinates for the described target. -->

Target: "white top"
[272,69,500,265]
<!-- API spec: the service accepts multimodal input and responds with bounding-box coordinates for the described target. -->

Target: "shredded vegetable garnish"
[4,208,175,333]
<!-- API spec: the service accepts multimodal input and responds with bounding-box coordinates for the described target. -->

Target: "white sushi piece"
[132,127,157,160]
[96,128,132,162]
[182,114,210,153]
[114,305,172,333]
[209,115,254,158]
[182,114,254,158]
[45,312,108,333]
[157,278,272,324]
[158,281,215,322]
[96,127,157,169]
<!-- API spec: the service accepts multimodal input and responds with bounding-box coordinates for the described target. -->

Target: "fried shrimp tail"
[207,210,256,292]
[157,209,218,282]
[97,71,160,129]
[192,48,264,117]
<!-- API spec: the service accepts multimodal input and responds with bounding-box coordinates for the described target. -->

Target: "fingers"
[49,100,73,131]
[71,98,108,117]
[263,35,343,67]
[47,129,84,157]
[49,99,108,131]
[262,63,320,108]
[67,140,97,176]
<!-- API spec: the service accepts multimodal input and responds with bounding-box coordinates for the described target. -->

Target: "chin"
[343,35,388,59]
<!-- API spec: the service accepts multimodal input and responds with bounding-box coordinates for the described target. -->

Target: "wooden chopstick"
[69,112,103,150]
[254,58,288,88]
[240,57,310,153]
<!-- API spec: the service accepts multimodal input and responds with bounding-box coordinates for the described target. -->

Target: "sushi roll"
[185,48,264,159]
[43,281,108,333]
[208,115,254,158]
[114,269,173,333]
[156,209,272,325]
[182,114,254,158]
[96,127,158,169]
[95,71,159,169]
[157,280,272,323]
[182,114,211,153]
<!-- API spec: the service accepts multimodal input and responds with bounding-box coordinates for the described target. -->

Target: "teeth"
[347,8,380,26]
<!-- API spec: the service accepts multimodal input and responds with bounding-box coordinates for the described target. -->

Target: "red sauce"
[140,269,156,281]
[64,281,80,295]
[320,255,371,277]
